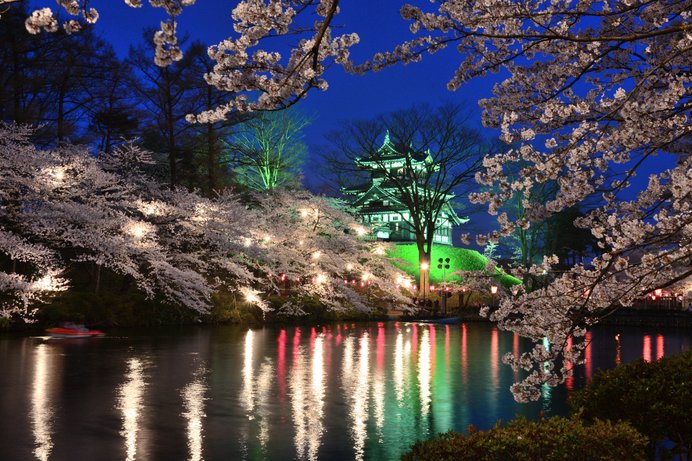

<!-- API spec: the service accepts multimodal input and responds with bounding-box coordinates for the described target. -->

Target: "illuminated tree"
[0,124,407,321]
[225,109,309,191]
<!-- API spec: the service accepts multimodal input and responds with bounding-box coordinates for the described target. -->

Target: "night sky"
[92,1,500,156]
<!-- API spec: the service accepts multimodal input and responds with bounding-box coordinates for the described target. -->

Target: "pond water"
[0,322,689,461]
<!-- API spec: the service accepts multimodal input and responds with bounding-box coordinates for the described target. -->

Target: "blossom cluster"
[0,124,409,320]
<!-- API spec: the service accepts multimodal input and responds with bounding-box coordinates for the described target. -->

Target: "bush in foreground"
[570,351,692,460]
[401,416,647,461]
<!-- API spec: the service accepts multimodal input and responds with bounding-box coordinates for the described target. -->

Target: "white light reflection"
[256,362,274,449]
[241,330,254,415]
[117,358,147,461]
[352,334,370,461]
[291,335,325,460]
[394,332,405,404]
[418,328,431,418]
[239,329,254,456]
[181,369,207,461]
[373,366,385,438]
[240,329,276,456]
[31,344,54,461]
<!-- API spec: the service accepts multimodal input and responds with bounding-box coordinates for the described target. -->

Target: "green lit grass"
[386,243,521,287]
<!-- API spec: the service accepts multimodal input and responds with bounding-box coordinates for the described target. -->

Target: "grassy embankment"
[386,243,521,287]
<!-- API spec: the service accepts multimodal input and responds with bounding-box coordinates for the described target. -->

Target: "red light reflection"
[643,335,652,362]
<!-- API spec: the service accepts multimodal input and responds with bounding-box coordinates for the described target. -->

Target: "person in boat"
[61,321,87,332]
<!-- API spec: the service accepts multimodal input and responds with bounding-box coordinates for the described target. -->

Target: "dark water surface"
[0,322,689,461]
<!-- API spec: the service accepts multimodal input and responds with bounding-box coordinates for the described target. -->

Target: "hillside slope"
[386,244,521,287]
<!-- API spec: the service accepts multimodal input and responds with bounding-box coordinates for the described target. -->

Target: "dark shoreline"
[406,308,692,329]
[3,308,691,336]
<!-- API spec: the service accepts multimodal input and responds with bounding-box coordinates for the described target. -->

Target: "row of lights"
[648,288,684,301]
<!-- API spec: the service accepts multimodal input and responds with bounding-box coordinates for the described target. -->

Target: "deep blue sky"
[80,1,506,243]
[92,1,499,159]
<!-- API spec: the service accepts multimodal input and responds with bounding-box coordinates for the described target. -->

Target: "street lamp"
[420,261,430,304]
[437,257,450,315]
[490,284,498,308]
[460,286,469,309]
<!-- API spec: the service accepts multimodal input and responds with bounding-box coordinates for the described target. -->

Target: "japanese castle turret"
[342,132,467,245]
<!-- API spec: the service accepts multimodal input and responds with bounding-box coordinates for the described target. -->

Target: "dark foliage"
[570,351,692,460]
[401,416,647,461]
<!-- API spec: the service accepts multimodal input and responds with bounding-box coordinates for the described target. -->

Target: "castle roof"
[355,130,431,167]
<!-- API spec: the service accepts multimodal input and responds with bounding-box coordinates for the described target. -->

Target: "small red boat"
[46,322,104,338]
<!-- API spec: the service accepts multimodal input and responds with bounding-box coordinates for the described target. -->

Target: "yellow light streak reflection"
[181,369,207,461]
[117,358,147,461]
[31,344,54,461]
[256,362,274,449]
[291,335,325,460]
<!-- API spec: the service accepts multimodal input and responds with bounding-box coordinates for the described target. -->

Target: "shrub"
[401,416,647,461]
[570,351,692,460]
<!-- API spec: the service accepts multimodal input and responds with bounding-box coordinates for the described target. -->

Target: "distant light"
[654,288,662,296]
[420,262,429,271]
[490,285,498,294]
[346,263,353,271]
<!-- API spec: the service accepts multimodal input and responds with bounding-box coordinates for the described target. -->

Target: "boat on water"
[46,322,105,338]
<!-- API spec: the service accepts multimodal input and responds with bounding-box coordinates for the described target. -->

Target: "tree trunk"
[416,235,431,300]
[206,86,218,195]
[95,264,101,294]
[167,107,178,187]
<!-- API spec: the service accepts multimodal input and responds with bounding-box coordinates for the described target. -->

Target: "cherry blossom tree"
[245,189,411,315]
[0,123,256,317]
[224,108,309,192]
[14,0,690,400]
[0,123,408,321]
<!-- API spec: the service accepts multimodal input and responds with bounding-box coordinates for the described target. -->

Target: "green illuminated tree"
[224,109,310,192]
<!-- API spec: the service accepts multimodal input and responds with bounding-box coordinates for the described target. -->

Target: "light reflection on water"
[290,333,324,461]
[117,358,146,461]
[31,344,54,461]
[3,323,688,461]
[417,328,431,422]
[181,368,207,461]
